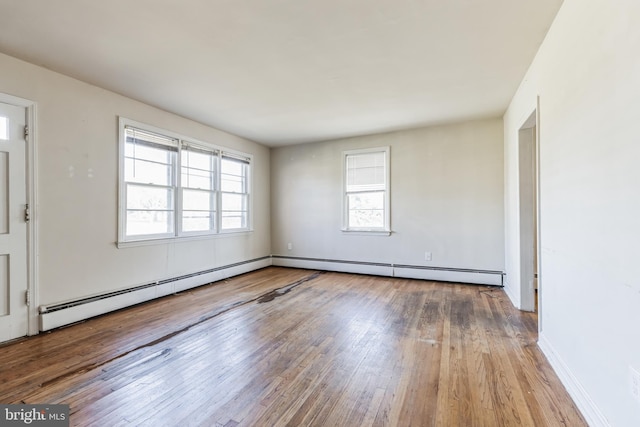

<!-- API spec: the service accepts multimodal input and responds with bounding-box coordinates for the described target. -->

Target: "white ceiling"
[0,0,562,146]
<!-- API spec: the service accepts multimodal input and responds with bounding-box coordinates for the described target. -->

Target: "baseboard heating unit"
[40,255,503,332]
[39,257,271,331]
[271,256,503,286]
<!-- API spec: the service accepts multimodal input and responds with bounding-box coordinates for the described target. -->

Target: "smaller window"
[343,147,390,233]
[221,155,250,230]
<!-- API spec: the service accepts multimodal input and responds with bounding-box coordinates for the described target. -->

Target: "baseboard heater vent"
[271,255,504,286]
[273,255,392,267]
[40,282,157,314]
[393,264,504,285]
[39,256,272,331]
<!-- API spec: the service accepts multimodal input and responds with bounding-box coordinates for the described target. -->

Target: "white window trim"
[341,146,391,235]
[179,140,219,238]
[117,117,252,247]
[220,153,252,233]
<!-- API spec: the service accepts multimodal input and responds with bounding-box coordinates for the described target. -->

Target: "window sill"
[117,229,253,248]
[341,229,391,236]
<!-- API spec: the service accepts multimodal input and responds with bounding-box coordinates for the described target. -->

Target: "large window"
[119,118,251,244]
[343,147,390,233]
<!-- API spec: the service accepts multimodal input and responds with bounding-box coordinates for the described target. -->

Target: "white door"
[0,101,28,342]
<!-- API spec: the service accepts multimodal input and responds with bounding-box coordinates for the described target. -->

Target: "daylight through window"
[343,147,390,232]
[119,119,251,243]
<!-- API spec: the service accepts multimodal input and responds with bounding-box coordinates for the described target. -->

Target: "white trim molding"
[342,146,391,234]
[538,333,610,427]
[0,93,39,336]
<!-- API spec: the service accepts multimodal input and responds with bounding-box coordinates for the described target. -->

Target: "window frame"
[121,126,178,241]
[118,117,252,247]
[342,146,391,235]
[220,154,251,232]
[179,141,219,237]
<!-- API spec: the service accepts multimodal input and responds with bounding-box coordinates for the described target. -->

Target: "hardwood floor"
[0,267,586,426]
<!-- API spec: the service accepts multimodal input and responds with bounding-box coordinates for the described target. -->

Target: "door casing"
[0,93,38,337]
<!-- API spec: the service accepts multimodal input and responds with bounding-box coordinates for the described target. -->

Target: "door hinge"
[24,125,29,140]
[24,204,30,223]
[25,290,30,306]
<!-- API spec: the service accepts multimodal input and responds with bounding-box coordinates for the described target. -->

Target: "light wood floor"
[0,267,586,426]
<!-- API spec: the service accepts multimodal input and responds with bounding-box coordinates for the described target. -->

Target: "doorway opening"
[518,109,539,318]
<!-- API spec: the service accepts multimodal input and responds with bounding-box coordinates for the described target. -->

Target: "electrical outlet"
[424,251,432,261]
[631,366,640,403]
[287,243,292,251]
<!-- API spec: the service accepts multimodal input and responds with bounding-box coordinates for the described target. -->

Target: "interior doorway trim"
[518,105,538,311]
[535,96,542,332]
[517,97,542,329]
[0,93,38,336]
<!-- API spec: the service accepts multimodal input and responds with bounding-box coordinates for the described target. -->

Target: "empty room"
[0,0,638,426]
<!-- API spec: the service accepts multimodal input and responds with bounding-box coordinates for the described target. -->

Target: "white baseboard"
[272,256,502,286]
[502,280,521,308]
[39,257,272,331]
[538,332,609,427]
[393,267,501,285]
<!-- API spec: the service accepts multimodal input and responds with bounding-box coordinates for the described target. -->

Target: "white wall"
[0,52,271,309]
[271,119,504,281]
[504,1,640,425]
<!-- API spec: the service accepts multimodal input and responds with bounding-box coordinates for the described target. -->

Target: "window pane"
[183,189,214,211]
[126,210,174,236]
[221,193,248,230]
[183,150,213,171]
[183,211,214,232]
[221,158,246,193]
[221,212,247,230]
[125,142,173,164]
[221,158,243,175]
[221,174,245,193]
[181,168,213,190]
[221,193,247,211]
[125,157,174,186]
[347,165,384,188]
[347,152,385,171]
[182,149,215,190]
[346,152,385,192]
[347,192,384,228]
[126,184,173,210]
